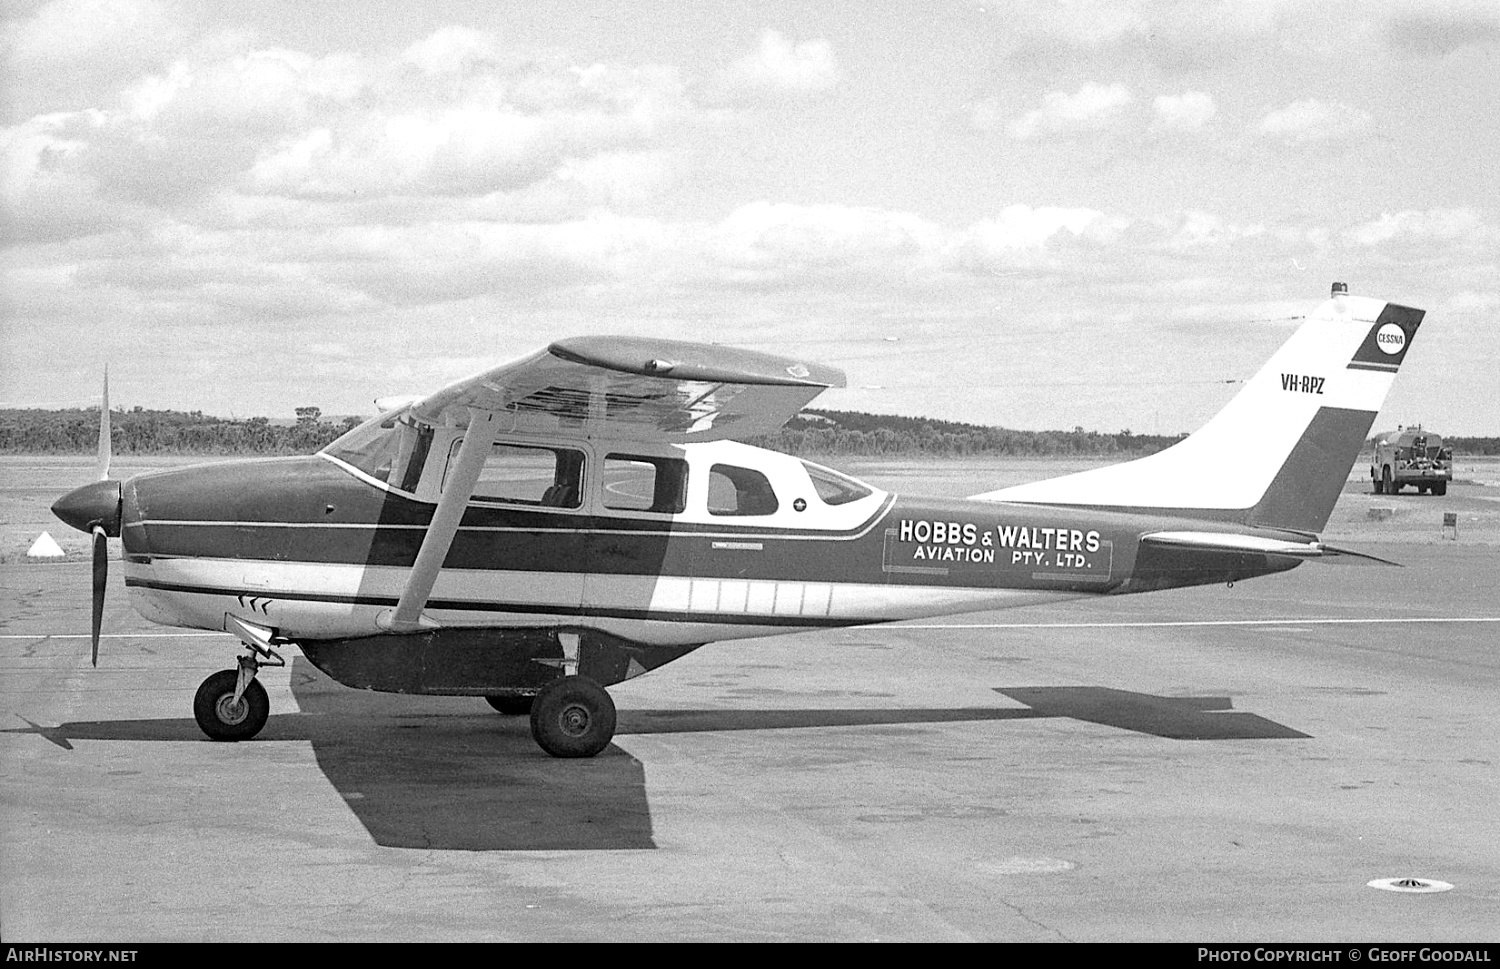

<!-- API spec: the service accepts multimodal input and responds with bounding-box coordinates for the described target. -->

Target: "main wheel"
[529,676,616,758]
[485,694,534,716]
[193,669,269,742]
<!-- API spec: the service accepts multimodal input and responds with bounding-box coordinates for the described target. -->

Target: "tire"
[1373,472,1383,495]
[485,694,534,716]
[1434,481,1447,496]
[529,677,616,758]
[193,669,269,742]
[1382,467,1396,495]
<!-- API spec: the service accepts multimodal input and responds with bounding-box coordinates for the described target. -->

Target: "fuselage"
[117,439,1303,649]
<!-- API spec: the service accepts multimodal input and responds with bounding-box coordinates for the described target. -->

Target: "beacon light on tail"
[53,285,1425,757]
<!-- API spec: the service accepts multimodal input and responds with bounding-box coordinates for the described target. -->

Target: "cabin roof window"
[801,460,873,506]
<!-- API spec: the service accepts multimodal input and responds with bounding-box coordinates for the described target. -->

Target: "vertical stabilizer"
[971,285,1425,533]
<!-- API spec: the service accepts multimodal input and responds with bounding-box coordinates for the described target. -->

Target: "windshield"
[322,408,420,487]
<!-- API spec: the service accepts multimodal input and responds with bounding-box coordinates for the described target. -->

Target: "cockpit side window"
[708,464,779,516]
[449,442,584,508]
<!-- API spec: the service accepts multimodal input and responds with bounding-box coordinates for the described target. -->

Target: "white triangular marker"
[27,532,65,558]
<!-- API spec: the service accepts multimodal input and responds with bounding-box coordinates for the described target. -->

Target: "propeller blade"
[96,368,111,482]
[91,525,107,666]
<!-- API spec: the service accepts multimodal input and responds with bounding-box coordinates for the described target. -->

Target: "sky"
[2,0,1498,435]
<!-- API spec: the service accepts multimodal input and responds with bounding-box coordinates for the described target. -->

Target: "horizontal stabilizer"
[1141,531,1400,566]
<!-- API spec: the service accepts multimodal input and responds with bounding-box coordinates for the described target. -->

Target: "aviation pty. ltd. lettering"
[897,519,1102,569]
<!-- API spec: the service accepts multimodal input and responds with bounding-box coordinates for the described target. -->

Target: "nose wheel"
[193,660,270,741]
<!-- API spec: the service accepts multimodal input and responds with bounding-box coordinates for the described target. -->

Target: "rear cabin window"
[450,442,583,508]
[802,461,873,506]
[601,454,687,514]
[708,464,779,516]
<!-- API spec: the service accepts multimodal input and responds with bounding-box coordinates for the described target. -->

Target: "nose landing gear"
[193,659,271,741]
[194,617,287,741]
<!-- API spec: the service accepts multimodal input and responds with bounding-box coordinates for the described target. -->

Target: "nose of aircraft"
[52,479,124,537]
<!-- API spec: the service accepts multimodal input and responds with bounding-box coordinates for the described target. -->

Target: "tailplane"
[971,284,1425,534]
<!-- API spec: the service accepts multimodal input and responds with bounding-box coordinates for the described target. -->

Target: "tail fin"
[971,285,1425,534]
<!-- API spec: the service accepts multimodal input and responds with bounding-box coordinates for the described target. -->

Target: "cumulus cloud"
[2,28,694,223]
[1159,209,1265,249]
[1008,83,1132,139]
[999,1,1500,69]
[1384,1,1500,56]
[968,205,1124,249]
[1,0,181,70]
[401,25,501,74]
[1256,98,1372,144]
[1343,208,1497,247]
[703,30,839,106]
[700,201,942,289]
[1003,0,1152,47]
[1151,91,1216,132]
[942,204,1130,276]
[1001,0,1290,69]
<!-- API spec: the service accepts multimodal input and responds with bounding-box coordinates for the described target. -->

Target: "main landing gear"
[527,676,616,758]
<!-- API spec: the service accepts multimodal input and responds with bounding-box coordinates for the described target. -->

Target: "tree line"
[0,406,360,455]
[3,405,1496,458]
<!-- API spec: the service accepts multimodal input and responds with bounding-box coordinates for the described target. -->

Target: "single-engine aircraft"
[52,283,1424,757]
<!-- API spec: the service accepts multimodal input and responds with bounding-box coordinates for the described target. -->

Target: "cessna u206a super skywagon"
[52,283,1423,757]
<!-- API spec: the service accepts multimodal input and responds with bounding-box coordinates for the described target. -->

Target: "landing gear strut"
[529,676,616,758]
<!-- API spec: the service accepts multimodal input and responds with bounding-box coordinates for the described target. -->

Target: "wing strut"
[380,409,500,633]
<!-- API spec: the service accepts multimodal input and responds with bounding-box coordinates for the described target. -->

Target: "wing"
[380,337,843,632]
[408,336,845,443]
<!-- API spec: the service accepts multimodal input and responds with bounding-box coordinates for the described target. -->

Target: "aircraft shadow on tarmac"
[8,659,1307,852]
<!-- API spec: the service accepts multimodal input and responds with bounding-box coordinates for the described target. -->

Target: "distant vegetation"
[756,410,1192,457]
[0,406,360,455]
[3,405,1497,458]
[1444,437,1500,456]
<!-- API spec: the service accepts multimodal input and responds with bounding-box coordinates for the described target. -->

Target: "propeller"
[91,525,108,665]
[51,371,121,666]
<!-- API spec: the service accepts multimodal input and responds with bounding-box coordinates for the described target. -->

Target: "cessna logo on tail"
[1376,323,1407,355]
[1281,373,1325,394]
